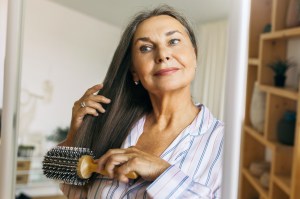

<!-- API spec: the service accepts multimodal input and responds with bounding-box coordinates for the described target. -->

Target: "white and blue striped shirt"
[87,104,224,199]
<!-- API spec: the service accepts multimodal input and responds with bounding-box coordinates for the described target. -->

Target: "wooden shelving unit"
[239,0,300,199]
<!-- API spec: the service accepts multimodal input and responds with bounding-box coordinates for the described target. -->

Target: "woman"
[60,5,224,199]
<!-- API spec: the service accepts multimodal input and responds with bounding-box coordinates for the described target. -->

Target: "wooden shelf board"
[259,85,298,100]
[273,174,291,196]
[249,58,260,66]
[244,125,294,151]
[261,27,300,40]
[242,168,269,198]
[244,125,275,150]
[244,125,294,153]
[272,142,294,150]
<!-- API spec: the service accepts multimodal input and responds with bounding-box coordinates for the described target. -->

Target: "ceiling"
[49,0,230,27]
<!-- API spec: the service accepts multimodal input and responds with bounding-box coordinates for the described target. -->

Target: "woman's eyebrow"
[134,30,183,45]
[134,37,151,44]
[165,30,182,36]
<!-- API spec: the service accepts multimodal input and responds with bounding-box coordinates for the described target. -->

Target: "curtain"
[192,20,228,121]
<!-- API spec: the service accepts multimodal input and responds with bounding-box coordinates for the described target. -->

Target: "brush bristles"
[42,146,94,186]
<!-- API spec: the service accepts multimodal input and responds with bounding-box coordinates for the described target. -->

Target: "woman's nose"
[155,47,171,64]
[157,56,170,63]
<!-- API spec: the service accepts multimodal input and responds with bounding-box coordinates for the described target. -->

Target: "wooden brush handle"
[78,155,138,179]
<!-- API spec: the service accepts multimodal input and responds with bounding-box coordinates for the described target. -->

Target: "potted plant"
[268,59,295,87]
[47,126,69,143]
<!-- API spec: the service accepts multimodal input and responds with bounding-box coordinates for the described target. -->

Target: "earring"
[134,81,139,85]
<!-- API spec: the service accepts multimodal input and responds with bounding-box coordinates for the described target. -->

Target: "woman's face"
[131,15,197,95]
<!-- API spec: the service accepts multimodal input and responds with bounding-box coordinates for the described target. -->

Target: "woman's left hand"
[95,147,171,183]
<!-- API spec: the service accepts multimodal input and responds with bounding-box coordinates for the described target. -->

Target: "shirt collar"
[188,104,217,136]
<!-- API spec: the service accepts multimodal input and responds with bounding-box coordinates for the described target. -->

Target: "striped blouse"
[87,104,224,199]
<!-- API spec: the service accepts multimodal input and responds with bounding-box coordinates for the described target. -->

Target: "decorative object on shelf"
[268,58,296,87]
[277,110,296,146]
[46,126,69,143]
[16,160,31,184]
[286,0,300,28]
[259,172,270,189]
[262,23,272,33]
[250,82,266,133]
[249,161,271,177]
[17,145,35,157]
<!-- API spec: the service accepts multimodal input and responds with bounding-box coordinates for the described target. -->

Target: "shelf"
[261,27,300,40]
[242,168,268,199]
[249,58,260,66]
[273,174,291,196]
[244,125,275,150]
[244,125,294,152]
[259,85,298,100]
[241,1,300,198]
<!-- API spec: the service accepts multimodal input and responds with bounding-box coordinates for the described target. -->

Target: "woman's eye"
[139,45,152,53]
[169,39,180,45]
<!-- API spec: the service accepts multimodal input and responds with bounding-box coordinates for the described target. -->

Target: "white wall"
[0,0,8,108]
[19,0,121,147]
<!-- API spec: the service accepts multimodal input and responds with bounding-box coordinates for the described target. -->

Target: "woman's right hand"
[61,83,110,142]
[70,84,111,133]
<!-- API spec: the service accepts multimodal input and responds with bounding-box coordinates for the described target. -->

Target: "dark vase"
[277,111,296,146]
[274,75,286,87]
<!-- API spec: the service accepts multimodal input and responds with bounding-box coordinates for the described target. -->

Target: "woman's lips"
[154,67,179,76]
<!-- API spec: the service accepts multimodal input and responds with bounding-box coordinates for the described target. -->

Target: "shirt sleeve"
[146,124,224,199]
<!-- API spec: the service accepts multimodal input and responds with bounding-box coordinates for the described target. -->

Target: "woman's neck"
[147,88,199,129]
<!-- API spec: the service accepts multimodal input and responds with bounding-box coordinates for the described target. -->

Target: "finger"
[116,160,138,182]
[90,95,111,104]
[75,106,99,117]
[96,149,127,171]
[117,158,138,176]
[84,84,103,96]
[105,155,130,178]
[117,173,129,183]
[75,96,110,113]
[84,99,107,113]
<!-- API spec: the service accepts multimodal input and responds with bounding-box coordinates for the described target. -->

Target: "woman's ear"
[130,68,140,82]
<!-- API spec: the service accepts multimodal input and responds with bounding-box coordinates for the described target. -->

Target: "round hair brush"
[42,146,138,186]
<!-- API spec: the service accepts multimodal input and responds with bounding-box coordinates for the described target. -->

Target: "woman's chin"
[149,84,190,95]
